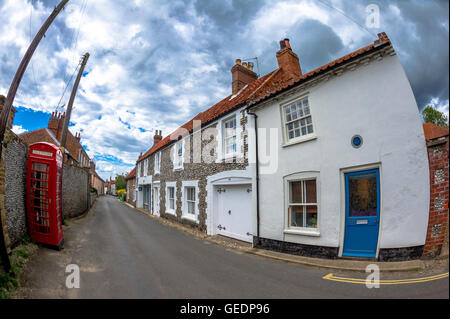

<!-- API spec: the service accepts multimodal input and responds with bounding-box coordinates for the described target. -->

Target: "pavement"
[16,195,449,299]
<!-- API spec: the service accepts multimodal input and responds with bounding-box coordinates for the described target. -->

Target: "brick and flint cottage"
[135,33,434,260]
[126,167,136,206]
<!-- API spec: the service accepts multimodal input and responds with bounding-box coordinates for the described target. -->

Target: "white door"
[153,186,160,216]
[216,184,252,242]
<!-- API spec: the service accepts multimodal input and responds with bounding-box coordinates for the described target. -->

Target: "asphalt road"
[20,195,449,299]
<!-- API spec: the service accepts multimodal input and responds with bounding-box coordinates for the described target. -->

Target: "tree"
[422,105,449,127]
[115,175,126,190]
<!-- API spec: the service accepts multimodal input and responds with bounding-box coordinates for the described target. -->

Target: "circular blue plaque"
[351,135,363,148]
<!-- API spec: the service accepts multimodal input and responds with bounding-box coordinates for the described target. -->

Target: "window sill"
[181,214,197,223]
[173,166,183,171]
[284,228,320,237]
[217,152,243,162]
[166,209,176,216]
[282,134,317,148]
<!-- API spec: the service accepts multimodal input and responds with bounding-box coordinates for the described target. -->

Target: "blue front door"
[343,169,380,258]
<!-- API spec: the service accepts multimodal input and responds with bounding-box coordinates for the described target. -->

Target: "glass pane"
[348,172,378,217]
[305,180,317,203]
[306,205,318,228]
[290,181,302,203]
[187,201,195,214]
[290,206,303,227]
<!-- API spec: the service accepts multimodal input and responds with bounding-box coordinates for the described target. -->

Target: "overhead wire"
[313,0,377,38]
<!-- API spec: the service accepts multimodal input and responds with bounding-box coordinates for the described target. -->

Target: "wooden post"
[0,0,70,273]
[60,52,90,150]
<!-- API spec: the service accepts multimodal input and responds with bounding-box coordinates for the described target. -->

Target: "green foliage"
[422,105,449,127]
[115,175,126,190]
[91,187,98,195]
[0,248,29,299]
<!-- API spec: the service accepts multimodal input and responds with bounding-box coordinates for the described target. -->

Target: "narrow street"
[19,196,448,299]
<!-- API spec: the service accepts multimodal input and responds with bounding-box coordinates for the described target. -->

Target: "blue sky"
[1,0,448,180]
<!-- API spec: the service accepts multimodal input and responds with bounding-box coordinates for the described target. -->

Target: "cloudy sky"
[1,0,448,180]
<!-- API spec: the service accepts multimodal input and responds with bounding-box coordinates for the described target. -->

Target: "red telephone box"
[27,142,64,249]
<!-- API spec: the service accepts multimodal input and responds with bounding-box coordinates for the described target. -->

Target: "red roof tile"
[126,167,136,180]
[248,32,391,106]
[423,123,449,141]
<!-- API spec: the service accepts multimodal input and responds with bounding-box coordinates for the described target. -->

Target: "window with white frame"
[154,152,160,174]
[288,179,318,229]
[283,97,314,141]
[185,187,196,216]
[143,158,148,176]
[223,117,237,156]
[167,186,175,211]
[174,141,183,169]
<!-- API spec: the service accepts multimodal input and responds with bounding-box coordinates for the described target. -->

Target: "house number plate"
[356,220,369,224]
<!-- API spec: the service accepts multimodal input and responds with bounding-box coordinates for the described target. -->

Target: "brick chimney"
[48,111,66,140]
[75,132,81,142]
[276,38,302,77]
[153,130,162,145]
[231,59,258,95]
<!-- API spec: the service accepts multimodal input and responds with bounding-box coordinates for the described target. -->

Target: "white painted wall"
[253,53,429,250]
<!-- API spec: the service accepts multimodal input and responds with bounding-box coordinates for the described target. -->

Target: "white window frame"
[223,116,237,157]
[165,181,176,215]
[143,158,148,176]
[137,162,141,178]
[173,139,184,170]
[216,110,243,162]
[280,95,317,146]
[154,152,161,174]
[284,171,320,237]
[181,180,198,222]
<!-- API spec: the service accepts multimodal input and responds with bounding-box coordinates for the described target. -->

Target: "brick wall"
[62,163,90,218]
[126,177,136,206]
[423,134,449,258]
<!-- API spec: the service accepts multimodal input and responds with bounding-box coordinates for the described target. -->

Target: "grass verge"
[0,236,38,299]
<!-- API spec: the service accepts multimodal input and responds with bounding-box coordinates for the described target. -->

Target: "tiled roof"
[138,32,392,163]
[125,167,136,180]
[423,123,449,141]
[248,32,391,107]
[137,69,282,162]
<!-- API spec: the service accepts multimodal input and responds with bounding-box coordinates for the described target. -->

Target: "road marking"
[323,272,449,285]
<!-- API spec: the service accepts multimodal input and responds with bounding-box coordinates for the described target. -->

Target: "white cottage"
[247,33,429,260]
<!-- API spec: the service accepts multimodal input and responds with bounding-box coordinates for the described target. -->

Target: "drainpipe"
[246,107,261,246]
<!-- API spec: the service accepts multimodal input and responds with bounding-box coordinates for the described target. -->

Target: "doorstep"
[126,203,431,272]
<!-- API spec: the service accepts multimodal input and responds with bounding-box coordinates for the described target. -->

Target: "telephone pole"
[60,52,89,150]
[0,0,70,274]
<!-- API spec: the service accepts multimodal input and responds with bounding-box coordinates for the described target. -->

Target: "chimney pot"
[231,58,258,94]
[153,129,162,145]
[276,38,302,77]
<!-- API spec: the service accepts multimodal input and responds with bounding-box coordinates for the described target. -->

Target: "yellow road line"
[323,272,449,285]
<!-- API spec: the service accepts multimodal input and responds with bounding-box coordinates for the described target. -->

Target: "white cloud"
[11,124,27,135]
